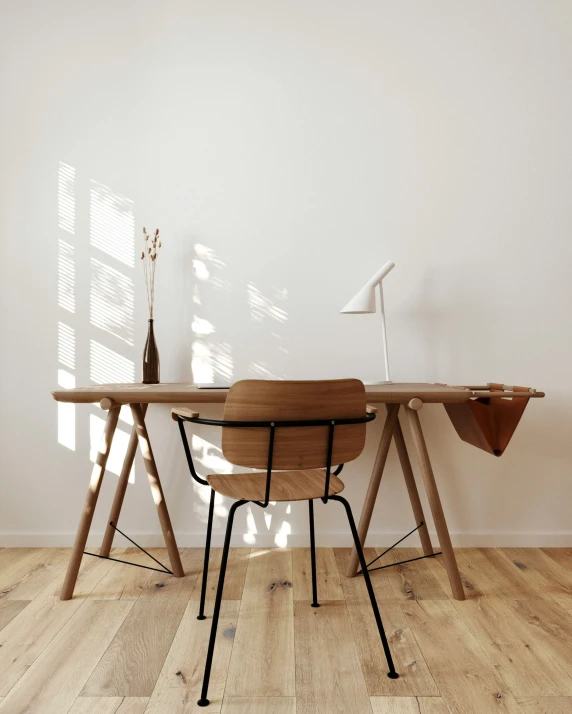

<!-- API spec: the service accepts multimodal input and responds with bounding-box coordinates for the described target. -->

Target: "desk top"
[52,382,486,405]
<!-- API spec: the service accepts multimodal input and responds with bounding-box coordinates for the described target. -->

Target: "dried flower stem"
[141,227,162,318]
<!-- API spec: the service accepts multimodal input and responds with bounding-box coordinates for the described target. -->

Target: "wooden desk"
[52,382,541,601]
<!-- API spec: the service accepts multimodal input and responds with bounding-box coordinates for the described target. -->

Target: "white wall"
[1,0,571,549]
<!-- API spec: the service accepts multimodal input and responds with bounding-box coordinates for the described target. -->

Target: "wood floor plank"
[116,698,149,714]
[516,696,572,714]
[221,698,296,713]
[81,587,189,696]
[452,596,572,696]
[0,601,28,632]
[334,549,438,697]
[333,549,398,603]
[82,549,202,697]
[147,600,239,713]
[401,599,522,713]
[190,548,249,602]
[370,696,419,713]
[292,547,344,601]
[70,699,147,714]
[423,549,488,599]
[540,548,572,574]
[87,548,175,600]
[376,548,449,602]
[418,699,451,714]
[501,597,572,675]
[0,550,125,696]
[0,548,70,600]
[460,549,540,599]
[0,549,43,583]
[68,697,123,713]
[502,548,572,609]
[295,599,373,714]
[73,548,129,599]
[226,548,294,697]
[143,690,201,714]
[3,546,572,713]
[0,601,132,714]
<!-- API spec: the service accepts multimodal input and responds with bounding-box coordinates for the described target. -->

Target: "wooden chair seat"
[207,469,344,502]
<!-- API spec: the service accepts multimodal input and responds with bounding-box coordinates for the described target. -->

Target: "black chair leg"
[329,494,399,679]
[308,499,320,608]
[198,488,215,620]
[198,499,246,707]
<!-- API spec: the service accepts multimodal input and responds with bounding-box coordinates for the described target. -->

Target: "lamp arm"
[378,283,390,382]
[367,260,395,287]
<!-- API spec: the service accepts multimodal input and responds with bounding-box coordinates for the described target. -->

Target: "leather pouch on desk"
[444,390,530,457]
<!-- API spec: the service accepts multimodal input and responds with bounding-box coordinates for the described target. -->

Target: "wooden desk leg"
[391,409,434,557]
[100,404,148,557]
[130,403,184,578]
[346,403,400,577]
[405,406,465,601]
[61,405,121,600]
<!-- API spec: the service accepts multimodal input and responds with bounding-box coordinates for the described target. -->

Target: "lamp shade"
[340,260,395,314]
[340,283,376,313]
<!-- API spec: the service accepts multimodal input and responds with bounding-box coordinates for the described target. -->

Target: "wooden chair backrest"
[222,379,367,470]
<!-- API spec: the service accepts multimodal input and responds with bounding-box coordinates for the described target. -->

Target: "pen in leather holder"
[444,383,534,457]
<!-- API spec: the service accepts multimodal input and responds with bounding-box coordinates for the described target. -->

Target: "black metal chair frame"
[176,411,399,708]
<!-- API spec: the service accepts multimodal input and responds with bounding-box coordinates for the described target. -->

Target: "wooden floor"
[0,547,572,713]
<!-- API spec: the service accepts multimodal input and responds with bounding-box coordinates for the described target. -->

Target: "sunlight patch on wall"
[191,433,231,475]
[193,259,210,282]
[58,240,75,313]
[247,283,288,323]
[119,405,134,427]
[58,369,75,389]
[56,162,76,452]
[58,322,75,369]
[191,480,228,525]
[192,341,213,384]
[90,340,134,384]
[192,316,215,336]
[58,162,75,234]
[89,414,131,477]
[193,244,230,291]
[244,505,258,545]
[191,243,233,385]
[249,361,279,379]
[90,258,134,344]
[57,369,75,450]
[194,244,226,267]
[90,181,134,266]
[274,519,291,548]
[192,340,233,385]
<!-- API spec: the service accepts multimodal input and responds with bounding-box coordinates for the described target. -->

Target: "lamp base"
[364,380,393,385]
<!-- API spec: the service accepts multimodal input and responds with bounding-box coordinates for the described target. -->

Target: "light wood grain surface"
[51,382,479,405]
[0,547,571,713]
[221,379,368,469]
[207,469,345,502]
[225,548,295,698]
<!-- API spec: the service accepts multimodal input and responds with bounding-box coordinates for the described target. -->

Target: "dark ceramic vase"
[142,318,160,384]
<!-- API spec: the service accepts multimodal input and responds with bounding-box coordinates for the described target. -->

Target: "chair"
[173,378,398,707]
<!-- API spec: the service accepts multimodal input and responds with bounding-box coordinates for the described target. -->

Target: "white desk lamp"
[341,260,395,384]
